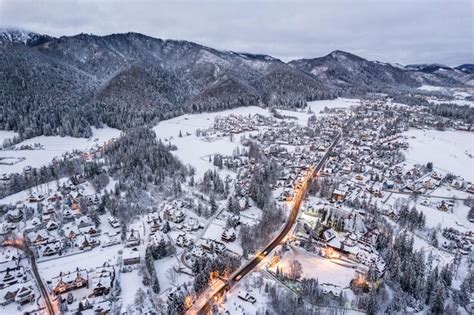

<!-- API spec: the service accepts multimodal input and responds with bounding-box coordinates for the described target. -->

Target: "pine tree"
[430,230,438,247]
[366,289,378,315]
[152,278,160,294]
[440,264,453,287]
[457,273,473,306]
[368,264,378,283]
[162,221,171,233]
[209,194,218,214]
[430,284,445,314]
[227,196,234,213]
[157,238,167,258]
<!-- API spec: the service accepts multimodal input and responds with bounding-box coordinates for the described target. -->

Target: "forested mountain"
[289,50,418,95]
[289,50,473,96]
[1,29,472,140]
[454,64,474,75]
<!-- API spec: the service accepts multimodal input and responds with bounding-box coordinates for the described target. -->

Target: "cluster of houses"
[209,114,271,136]
[299,202,385,273]
[441,228,473,255]
[308,102,474,221]
[0,248,35,307]
[0,176,121,311]
[290,99,474,289]
[49,262,115,314]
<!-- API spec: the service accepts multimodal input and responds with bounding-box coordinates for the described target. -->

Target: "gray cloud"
[1,0,472,66]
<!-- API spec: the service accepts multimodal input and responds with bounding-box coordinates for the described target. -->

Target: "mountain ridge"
[0,29,472,140]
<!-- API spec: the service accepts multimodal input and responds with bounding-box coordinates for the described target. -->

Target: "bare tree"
[166,267,177,283]
[289,260,303,280]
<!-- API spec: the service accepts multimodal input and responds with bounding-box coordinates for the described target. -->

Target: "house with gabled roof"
[52,270,88,295]
[125,229,140,247]
[0,282,35,306]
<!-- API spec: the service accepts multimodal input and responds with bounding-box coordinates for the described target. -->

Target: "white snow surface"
[307,98,361,114]
[36,244,121,280]
[269,246,356,287]
[428,99,474,107]
[0,126,121,174]
[0,130,18,145]
[402,128,474,182]
[417,85,445,92]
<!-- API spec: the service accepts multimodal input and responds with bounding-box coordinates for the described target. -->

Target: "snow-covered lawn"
[0,127,121,174]
[415,201,473,231]
[199,220,243,255]
[154,255,193,297]
[412,234,453,266]
[120,269,143,309]
[402,128,474,182]
[220,271,273,315]
[270,246,357,287]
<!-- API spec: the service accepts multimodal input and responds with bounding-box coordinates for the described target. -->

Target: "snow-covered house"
[123,248,140,265]
[125,229,140,247]
[52,270,88,294]
[319,228,336,242]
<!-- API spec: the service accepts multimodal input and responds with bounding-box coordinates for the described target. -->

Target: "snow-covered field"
[0,127,121,174]
[403,128,474,182]
[428,99,474,107]
[417,85,445,92]
[0,130,18,145]
[416,200,473,231]
[307,98,361,114]
[120,269,144,309]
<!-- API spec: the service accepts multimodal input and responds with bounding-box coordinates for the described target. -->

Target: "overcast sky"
[1,0,472,66]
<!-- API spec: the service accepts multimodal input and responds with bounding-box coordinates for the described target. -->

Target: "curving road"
[186,131,343,315]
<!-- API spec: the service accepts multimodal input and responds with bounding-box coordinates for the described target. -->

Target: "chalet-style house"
[52,271,88,295]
